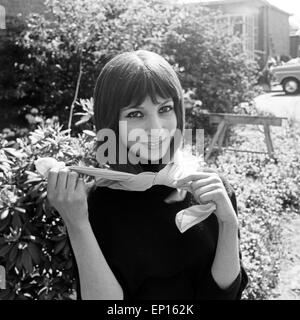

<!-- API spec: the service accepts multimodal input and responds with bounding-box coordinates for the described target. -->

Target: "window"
[244,15,255,60]
[231,16,244,37]
[0,5,6,30]
[215,14,255,60]
[253,13,259,51]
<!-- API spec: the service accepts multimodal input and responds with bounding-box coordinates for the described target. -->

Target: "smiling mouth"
[142,137,167,149]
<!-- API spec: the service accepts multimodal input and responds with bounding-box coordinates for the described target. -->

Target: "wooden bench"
[204,113,288,161]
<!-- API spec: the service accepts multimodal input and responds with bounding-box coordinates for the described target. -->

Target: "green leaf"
[0,214,11,232]
[22,235,37,242]
[8,244,18,262]
[16,252,22,271]
[73,112,86,116]
[25,170,41,178]
[51,235,66,242]
[0,289,11,300]
[65,259,73,270]
[6,257,16,271]
[36,191,47,203]
[62,242,70,257]
[12,213,22,228]
[0,157,14,165]
[3,147,27,159]
[14,207,26,214]
[21,249,33,274]
[75,115,91,126]
[27,242,41,265]
[16,293,30,300]
[24,178,43,185]
[0,164,10,173]
[54,238,67,255]
[6,292,16,300]
[82,130,95,137]
[0,244,12,257]
[0,208,10,220]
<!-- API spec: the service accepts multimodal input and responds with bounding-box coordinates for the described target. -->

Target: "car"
[271,62,300,95]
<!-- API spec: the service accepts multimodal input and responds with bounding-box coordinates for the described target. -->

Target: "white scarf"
[35,151,216,233]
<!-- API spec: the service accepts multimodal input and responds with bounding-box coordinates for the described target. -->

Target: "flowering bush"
[210,121,300,299]
[0,121,98,299]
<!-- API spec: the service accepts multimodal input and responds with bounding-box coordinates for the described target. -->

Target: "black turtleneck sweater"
[72,164,248,300]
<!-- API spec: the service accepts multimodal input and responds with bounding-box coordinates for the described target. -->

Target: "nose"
[146,114,163,133]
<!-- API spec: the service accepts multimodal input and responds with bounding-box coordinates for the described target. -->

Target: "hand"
[47,168,89,229]
[175,168,238,226]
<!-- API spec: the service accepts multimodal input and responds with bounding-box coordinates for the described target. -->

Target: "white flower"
[34,157,66,178]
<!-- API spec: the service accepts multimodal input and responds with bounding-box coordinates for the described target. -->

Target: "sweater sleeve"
[70,185,133,301]
[195,179,249,300]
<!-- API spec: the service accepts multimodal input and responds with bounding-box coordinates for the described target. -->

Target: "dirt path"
[271,212,300,300]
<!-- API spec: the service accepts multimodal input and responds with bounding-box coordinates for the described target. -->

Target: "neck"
[105,145,183,174]
[139,161,166,173]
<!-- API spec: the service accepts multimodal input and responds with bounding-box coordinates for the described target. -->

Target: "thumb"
[202,167,218,173]
[76,177,87,193]
[77,178,94,195]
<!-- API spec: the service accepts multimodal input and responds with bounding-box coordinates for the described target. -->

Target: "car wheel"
[282,78,299,95]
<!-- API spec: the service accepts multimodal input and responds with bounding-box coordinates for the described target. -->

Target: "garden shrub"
[0,16,31,129]
[209,121,300,299]
[0,119,98,299]
[163,6,260,113]
[12,0,173,127]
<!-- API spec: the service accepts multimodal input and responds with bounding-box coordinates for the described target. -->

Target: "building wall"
[257,6,268,66]
[210,2,290,59]
[0,4,5,29]
[290,35,300,58]
[190,1,290,67]
[194,2,261,61]
[267,6,290,57]
[0,0,45,18]
[210,2,259,16]
[0,0,46,41]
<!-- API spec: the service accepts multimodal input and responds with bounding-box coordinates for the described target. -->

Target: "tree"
[9,0,259,135]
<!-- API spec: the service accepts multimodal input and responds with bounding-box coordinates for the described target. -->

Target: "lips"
[143,137,167,149]
[147,142,162,149]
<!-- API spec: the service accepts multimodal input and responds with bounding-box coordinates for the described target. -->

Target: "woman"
[46,50,248,300]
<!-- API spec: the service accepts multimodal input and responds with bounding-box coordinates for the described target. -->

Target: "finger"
[57,168,70,193]
[191,176,218,190]
[47,169,59,197]
[67,171,78,191]
[75,177,86,193]
[196,189,220,204]
[202,168,219,174]
[193,183,220,199]
[175,172,211,186]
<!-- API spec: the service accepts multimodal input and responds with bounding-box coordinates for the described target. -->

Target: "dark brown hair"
[93,50,185,173]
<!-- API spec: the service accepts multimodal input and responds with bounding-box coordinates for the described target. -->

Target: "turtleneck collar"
[139,162,166,173]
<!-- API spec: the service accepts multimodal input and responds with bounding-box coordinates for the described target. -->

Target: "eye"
[125,111,144,119]
[159,105,174,113]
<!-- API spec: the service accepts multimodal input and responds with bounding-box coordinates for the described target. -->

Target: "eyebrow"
[122,98,173,111]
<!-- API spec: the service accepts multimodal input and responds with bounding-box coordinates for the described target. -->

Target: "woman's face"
[119,95,178,162]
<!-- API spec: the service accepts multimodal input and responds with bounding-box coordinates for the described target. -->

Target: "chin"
[129,143,171,163]
[139,145,171,163]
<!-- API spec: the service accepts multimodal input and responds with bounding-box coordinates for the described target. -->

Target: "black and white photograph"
[0,0,299,308]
